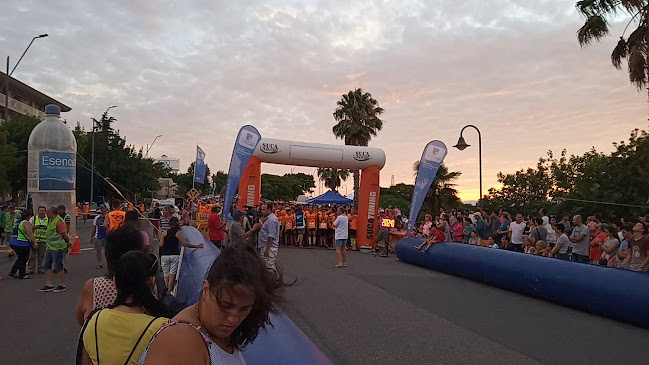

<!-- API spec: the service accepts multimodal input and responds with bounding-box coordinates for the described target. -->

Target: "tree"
[380,183,413,210]
[332,88,385,208]
[211,171,228,195]
[5,115,40,198]
[576,1,648,90]
[261,173,316,201]
[317,168,350,193]
[173,162,212,196]
[412,162,462,218]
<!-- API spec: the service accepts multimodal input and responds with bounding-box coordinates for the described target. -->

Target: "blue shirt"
[94,215,107,239]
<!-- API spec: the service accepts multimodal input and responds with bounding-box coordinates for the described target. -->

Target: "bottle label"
[28,150,76,192]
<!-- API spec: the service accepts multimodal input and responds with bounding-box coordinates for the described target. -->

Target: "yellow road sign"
[186,188,200,200]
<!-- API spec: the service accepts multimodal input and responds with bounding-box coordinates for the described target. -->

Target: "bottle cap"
[45,104,61,116]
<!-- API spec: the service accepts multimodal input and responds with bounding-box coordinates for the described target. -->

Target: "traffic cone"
[70,233,82,254]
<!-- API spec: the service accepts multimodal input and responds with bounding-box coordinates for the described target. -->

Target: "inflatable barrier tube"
[395,237,649,328]
[243,313,334,365]
[174,227,333,364]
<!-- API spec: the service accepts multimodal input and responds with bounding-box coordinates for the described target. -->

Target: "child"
[488,237,499,248]
[414,226,445,253]
[535,240,549,257]
[500,235,510,250]
[468,231,479,245]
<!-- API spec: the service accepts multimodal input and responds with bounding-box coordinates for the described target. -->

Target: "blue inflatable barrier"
[395,237,649,328]
[174,227,332,364]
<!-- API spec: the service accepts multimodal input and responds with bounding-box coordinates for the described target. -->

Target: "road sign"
[186,188,200,200]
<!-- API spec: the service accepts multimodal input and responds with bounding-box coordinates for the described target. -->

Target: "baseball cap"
[379,208,385,213]
[232,210,245,220]
[57,204,66,210]
[99,203,107,209]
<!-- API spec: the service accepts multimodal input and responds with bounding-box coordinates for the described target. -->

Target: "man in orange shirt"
[348,208,358,250]
[82,202,90,223]
[318,207,328,247]
[306,206,317,247]
[283,208,295,246]
[107,199,126,233]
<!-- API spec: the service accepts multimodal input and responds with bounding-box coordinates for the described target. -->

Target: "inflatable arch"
[237,138,386,248]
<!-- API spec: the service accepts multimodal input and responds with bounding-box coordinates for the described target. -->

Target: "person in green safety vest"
[8,210,38,279]
[28,206,49,274]
[57,205,72,274]
[38,206,71,293]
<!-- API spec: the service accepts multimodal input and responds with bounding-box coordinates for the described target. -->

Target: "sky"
[1,0,646,202]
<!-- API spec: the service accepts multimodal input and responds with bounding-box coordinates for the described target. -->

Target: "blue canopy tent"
[306,191,353,204]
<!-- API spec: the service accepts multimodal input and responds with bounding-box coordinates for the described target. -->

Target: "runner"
[318,207,328,247]
[295,205,306,247]
[306,206,317,247]
[283,208,295,246]
[348,208,357,250]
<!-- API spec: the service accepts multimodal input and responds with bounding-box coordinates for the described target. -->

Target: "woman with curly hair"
[140,244,285,364]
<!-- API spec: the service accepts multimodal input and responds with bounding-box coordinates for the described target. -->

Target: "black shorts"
[317,229,327,237]
[308,228,316,233]
[349,229,356,238]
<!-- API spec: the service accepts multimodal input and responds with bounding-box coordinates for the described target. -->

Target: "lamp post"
[453,124,483,202]
[145,134,163,158]
[91,105,117,203]
[3,34,48,144]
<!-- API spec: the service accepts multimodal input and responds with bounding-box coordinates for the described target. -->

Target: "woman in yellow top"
[79,251,168,365]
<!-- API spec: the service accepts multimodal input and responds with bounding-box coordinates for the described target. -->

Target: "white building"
[155,155,180,173]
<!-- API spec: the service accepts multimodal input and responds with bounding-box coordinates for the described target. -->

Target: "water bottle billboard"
[36,150,76,191]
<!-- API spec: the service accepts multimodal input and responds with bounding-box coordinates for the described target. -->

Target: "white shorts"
[161,255,180,276]
[259,247,278,271]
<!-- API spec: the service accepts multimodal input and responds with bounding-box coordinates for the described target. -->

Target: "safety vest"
[14,220,28,241]
[32,215,49,243]
[46,215,67,250]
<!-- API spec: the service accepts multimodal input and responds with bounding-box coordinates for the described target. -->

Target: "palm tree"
[332,88,385,208]
[317,168,350,193]
[412,161,462,215]
[576,1,648,90]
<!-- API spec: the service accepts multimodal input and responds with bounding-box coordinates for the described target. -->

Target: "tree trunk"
[353,169,360,209]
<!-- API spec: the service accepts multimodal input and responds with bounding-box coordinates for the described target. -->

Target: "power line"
[553,197,649,209]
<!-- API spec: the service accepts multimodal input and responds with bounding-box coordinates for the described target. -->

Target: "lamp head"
[453,136,470,151]
[38,34,49,38]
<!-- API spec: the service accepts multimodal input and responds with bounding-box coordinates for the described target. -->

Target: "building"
[155,155,181,173]
[156,178,178,199]
[0,72,71,122]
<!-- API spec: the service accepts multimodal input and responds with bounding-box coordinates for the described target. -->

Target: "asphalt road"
[1,221,648,364]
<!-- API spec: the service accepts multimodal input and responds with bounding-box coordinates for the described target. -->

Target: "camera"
[243,205,262,225]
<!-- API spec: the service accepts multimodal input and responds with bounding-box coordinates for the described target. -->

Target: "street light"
[454,124,483,201]
[3,33,49,144]
[91,105,118,203]
[145,135,163,158]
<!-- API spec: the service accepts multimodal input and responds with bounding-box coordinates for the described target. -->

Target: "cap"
[232,210,245,220]
[474,212,481,217]
[99,204,107,209]
[45,104,61,116]
[379,209,385,213]
[57,204,66,210]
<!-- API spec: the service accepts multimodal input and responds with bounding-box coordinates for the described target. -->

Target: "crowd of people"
[411,207,649,273]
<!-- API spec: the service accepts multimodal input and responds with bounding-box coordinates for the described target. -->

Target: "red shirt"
[208,213,225,241]
[433,229,445,243]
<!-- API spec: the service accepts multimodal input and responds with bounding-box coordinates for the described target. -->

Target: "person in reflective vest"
[9,210,38,279]
[28,206,49,274]
[38,206,71,293]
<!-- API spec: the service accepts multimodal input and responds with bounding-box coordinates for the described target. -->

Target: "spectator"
[208,205,226,249]
[258,202,280,272]
[500,235,511,250]
[124,210,151,253]
[490,211,501,240]
[523,235,535,254]
[160,217,204,293]
[616,224,633,269]
[38,206,71,293]
[560,214,572,233]
[79,251,168,365]
[549,223,570,260]
[599,226,620,267]
[159,206,172,233]
[140,245,285,364]
[333,207,349,268]
[476,212,487,240]
[569,215,590,263]
[90,204,108,269]
[508,213,526,252]
[545,216,558,248]
[421,214,433,237]
[530,217,547,244]
[462,218,474,244]
[495,212,511,243]
[27,206,48,275]
[228,210,261,248]
[8,210,38,279]
[488,237,498,248]
[414,225,445,253]
[625,222,649,272]
[539,208,549,226]
[468,231,479,245]
[181,205,190,226]
[589,224,607,264]
[586,216,598,237]
[452,218,464,243]
[107,199,126,233]
[535,240,549,257]
[437,215,451,242]
[75,226,146,325]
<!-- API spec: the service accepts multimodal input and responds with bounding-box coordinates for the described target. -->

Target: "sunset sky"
[2,0,646,202]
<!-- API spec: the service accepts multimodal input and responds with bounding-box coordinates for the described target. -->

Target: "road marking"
[80,247,94,251]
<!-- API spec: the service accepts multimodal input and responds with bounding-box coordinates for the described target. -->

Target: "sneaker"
[53,285,66,293]
[342,263,347,267]
[38,285,55,292]
[63,267,68,274]
[334,263,343,268]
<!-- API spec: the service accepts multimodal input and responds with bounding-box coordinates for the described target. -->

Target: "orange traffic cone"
[70,233,82,254]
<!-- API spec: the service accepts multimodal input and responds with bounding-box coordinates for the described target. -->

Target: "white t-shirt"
[333,214,349,240]
[509,221,526,245]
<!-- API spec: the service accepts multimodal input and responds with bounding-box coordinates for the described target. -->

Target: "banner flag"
[407,140,448,234]
[193,145,207,184]
[222,125,261,220]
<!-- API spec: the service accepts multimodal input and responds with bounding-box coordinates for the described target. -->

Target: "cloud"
[1,0,645,201]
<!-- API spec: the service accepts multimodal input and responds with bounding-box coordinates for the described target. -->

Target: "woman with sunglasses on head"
[140,244,285,365]
[79,250,169,365]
